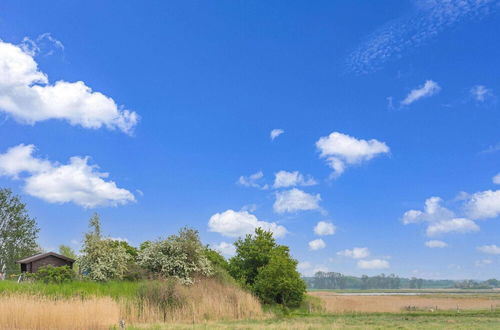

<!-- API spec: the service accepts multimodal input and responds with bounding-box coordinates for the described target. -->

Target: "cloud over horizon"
[0,144,135,207]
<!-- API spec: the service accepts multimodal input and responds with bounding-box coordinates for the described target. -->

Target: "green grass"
[126,310,500,329]
[0,280,140,299]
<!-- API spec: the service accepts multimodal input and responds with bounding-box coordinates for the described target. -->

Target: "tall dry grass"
[123,278,266,324]
[310,291,500,313]
[0,295,120,330]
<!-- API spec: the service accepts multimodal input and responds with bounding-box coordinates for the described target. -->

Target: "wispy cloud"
[401,80,441,105]
[347,0,498,73]
[270,128,284,140]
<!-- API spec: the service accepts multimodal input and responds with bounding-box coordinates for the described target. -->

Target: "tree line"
[0,188,306,307]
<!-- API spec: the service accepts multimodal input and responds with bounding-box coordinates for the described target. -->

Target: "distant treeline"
[304,271,500,290]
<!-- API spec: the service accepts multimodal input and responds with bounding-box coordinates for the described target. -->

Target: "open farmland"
[309,290,500,313]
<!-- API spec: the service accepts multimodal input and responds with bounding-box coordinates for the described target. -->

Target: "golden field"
[309,291,500,313]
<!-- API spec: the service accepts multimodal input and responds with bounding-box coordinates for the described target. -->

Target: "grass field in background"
[127,310,500,329]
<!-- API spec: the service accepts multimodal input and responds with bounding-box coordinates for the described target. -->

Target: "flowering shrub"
[138,228,212,284]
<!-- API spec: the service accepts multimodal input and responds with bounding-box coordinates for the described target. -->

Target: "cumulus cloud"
[316,132,389,178]
[347,0,498,73]
[237,171,268,189]
[208,209,287,238]
[308,239,326,251]
[402,196,479,236]
[0,144,135,207]
[401,80,441,106]
[426,218,479,236]
[270,128,284,140]
[337,247,370,259]
[214,242,236,257]
[466,190,500,220]
[402,197,454,224]
[273,170,317,188]
[314,221,336,236]
[273,188,321,213]
[493,174,500,185]
[357,259,389,270]
[425,240,448,248]
[470,85,493,102]
[0,40,138,133]
[477,244,500,255]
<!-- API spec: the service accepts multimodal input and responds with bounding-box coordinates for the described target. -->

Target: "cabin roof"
[17,252,75,264]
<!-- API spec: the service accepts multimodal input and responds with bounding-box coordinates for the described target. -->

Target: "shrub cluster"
[30,265,75,284]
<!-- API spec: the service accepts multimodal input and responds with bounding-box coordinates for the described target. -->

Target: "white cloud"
[401,80,441,106]
[402,196,479,237]
[270,128,284,140]
[426,218,479,236]
[425,240,448,248]
[402,197,454,224]
[471,85,493,102]
[316,132,389,177]
[308,239,326,251]
[466,190,500,220]
[0,144,135,208]
[0,40,138,134]
[337,247,370,259]
[237,171,268,189]
[214,242,236,257]
[493,174,500,185]
[273,170,317,188]
[357,259,390,270]
[273,188,321,213]
[477,245,500,255]
[314,221,336,236]
[208,209,287,238]
[348,0,497,73]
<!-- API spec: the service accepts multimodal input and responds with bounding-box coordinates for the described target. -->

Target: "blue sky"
[0,0,499,279]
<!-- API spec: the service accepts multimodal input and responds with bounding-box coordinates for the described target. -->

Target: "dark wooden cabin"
[17,252,75,273]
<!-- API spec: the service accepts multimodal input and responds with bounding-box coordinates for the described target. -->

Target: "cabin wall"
[31,256,72,273]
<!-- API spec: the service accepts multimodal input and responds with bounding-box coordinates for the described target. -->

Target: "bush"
[138,228,212,284]
[253,247,306,307]
[137,280,185,321]
[32,265,75,284]
[229,228,306,307]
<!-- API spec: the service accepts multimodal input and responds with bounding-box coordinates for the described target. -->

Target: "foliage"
[110,240,139,258]
[205,246,229,272]
[30,265,75,284]
[78,213,132,281]
[253,246,306,307]
[0,188,40,274]
[137,227,212,284]
[58,245,78,260]
[229,228,306,307]
[229,228,277,288]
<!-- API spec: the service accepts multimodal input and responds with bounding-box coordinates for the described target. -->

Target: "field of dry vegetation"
[310,291,500,313]
[1,286,500,329]
[0,278,265,330]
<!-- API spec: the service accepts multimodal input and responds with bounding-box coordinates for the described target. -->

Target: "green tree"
[0,188,40,274]
[204,246,229,271]
[229,228,306,307]
[78,213,131,281]
[138,227,212,284]
[253,246,306,307]
[58,245,77,259]
[228,228,277,287]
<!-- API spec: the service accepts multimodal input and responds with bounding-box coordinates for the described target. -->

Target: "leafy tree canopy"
[0,188,40,274]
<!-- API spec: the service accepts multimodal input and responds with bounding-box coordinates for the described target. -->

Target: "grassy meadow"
[1,281,500,329]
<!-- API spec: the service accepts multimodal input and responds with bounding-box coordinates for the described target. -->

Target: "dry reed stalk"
[123,278,266,324]
[310,292,500,313]
[0,294,120,329]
